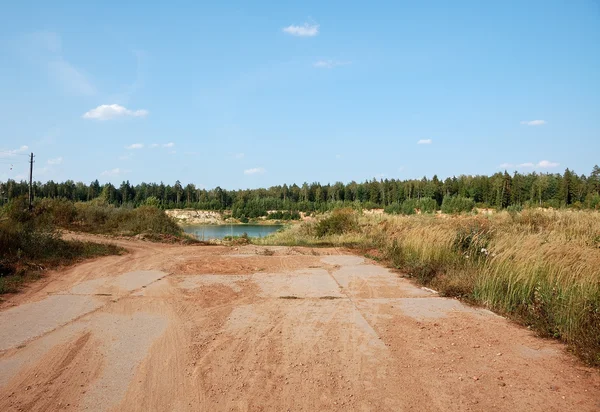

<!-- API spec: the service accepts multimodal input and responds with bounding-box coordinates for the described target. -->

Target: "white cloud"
[125,143,144,150]
[537,160,559,168]
[47,156,63,165]
[118,154,133,161]
[82,104,148,120]
[499,160,559,169]
[417,139,432,145]
[520,120,546,126]
[244,167,265,175]
[233,152,245,159]
[313,60,351,69]
[148,142,173,149]
[283,23,319,37]
[100,168,122,177]
[335,154,342,159]
[0,145,29,158]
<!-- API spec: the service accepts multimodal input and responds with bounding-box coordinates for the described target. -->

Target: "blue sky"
[0,1,599,189]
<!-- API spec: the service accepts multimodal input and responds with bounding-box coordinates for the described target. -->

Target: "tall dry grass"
[259,209,600,365]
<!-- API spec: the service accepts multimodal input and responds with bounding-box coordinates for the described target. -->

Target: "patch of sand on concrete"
[0,321,86,387]
[80,311,169,411]
[358,297,491,321]
[70,270,166,295]
[177,274,249,293]
[321,255,365,266]
[173,255,325,275]
[517,344,560,359]
[0,295,108,351]
[331,264,434,298]
[253,269,344,298]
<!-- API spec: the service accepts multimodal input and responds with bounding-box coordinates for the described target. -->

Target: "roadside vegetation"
[0,196,191,295]
[0,197,124,294]
[258,208,600,366]
[36,197,185,239]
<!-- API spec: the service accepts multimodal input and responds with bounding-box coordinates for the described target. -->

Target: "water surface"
[183,224,283,240]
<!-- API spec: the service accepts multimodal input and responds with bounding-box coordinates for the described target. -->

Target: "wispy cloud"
[499,160,560,169]
[244,167,265,175]
[118,154,133,161]
[283,23,319,37]
[0,145,29,158]
[520,120,546,126]
[163,142,175,148]
[24,32,95,96]
[313,60,351,69]
[125,143,144,150]
[48,59,95,96]
[233,152,245,159]
[149,143,159,148]
[47,156,63,165]
[417,139,432,145]
[100,168,123,177]
[28,31,61,53]
[335,154,342,159]
[82,104,148,120]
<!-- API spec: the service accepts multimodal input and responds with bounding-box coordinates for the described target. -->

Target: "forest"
[1,166,599,218]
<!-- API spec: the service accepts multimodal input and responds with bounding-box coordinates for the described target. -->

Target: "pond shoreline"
[182,224,285,240]
[165,209,298,226]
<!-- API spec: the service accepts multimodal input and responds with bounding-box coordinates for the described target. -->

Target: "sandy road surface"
[1,236,599,411]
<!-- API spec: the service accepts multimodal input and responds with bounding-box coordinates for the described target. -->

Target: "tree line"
[1,166,599,217]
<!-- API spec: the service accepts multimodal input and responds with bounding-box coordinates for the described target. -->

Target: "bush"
[384,198,438,215]
[506,204,523,214]
[441,196,475,214]
[315,208,358,237]
[37,199,185,237]
[266,210,301,220]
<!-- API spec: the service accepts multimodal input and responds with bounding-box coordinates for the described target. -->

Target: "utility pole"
[29,152,34,210]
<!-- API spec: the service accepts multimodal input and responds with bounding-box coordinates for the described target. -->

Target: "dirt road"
[1,236,599,411]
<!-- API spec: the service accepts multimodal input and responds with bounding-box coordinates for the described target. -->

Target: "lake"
[183,224,284,240]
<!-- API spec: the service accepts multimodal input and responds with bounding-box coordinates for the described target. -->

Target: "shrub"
[441,196,475,214]
[315,208,358,237]
[385,198,438,215]
[266,211,301,220]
